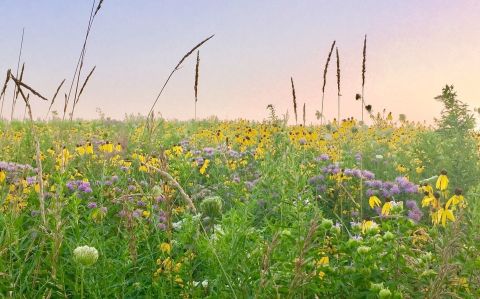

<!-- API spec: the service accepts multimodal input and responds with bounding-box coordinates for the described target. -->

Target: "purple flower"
[355,153,362,161]
[343,169,354,177]
[405,200,418,210]
[137,200,146,207]
[87,202,97,209]
[408,209,423,223]
[299,138,307,145]
[308,175,325,185]
[111,175,119,183]
[26,176,37,185]
[319,154,330,161]
[316,185,327,193]
[155,195,165,203]
[366,189,377,197]
[128,185,136,191]
[157,223,167,230]
[203,147,215,157]
[66,181,76,191]
[390,185,401,195]
[100,207,108,213]
[361,170,375,180]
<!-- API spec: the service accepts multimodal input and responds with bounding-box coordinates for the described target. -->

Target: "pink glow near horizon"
[0,1,479,125]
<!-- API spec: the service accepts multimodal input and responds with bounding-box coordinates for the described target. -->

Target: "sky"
[0,0,479,124]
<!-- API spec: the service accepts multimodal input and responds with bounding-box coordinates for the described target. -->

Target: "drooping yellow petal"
[369,196,381,208]
[381,202,392,216]
[436,175,449,191]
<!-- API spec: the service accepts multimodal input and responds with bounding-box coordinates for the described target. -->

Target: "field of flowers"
[0,88,479,298]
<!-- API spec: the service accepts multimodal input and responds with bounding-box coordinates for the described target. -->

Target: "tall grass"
[320,40,335,125]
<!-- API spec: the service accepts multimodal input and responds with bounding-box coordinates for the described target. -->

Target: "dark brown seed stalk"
[9,73,49,101]
[361,35,367,123]
[320,40,335,125]
[336,47,341,122]
[15,63,25,99]
[322,40,336,94]
[194,50,200,103]
[291,77,297,125]
[76,66,96,103]
[45,79,66,120]
[303,103,306,126]
[147,34,214,119]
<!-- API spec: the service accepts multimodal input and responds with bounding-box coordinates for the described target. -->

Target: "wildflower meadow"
[1,1,480,298]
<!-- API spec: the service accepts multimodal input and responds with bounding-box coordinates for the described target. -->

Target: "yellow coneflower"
[381,201,392,216]
[317,256,329,266]
[446,188,466,209]
[368,195,381,209]
[0,171,6,183]
[421,183,433,196]
[361,219,378,234]
[436,170,449,191]
[436,205,455,227]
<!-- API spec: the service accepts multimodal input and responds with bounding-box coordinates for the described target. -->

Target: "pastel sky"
[1,0,479,124]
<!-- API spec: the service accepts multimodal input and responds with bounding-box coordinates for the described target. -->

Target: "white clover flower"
[375,154,383,160]
[73,245,99,266]
[201,280,209,288]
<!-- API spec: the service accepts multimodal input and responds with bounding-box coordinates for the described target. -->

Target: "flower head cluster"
[73,245,99,266]
[66,180,92,193]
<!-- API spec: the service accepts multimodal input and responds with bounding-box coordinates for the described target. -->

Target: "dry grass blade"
[15,63,25,99]
[94,0,104,16]
[322,40,336,93]
[336,47,341,123]
[361,34,367,123]
[76,66,96,104]
[303,103,306,126]
[194,50,200,103]
[291,77,297,125]
[9,73,49,101]
[64,0,99,120]
[0,69,11,97]
[320,40,335,125]
[362,35,367,88]
[45,79,66,120]
[336,47,340,97]
[147,34,215,118]
[11,28,25,121]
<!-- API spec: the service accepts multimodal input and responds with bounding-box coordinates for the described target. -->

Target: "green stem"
[81,267,85,299]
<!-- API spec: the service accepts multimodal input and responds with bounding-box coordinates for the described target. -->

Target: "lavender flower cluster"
[66,180,93,193]
[405,200,423,223]
[365,176,418,198]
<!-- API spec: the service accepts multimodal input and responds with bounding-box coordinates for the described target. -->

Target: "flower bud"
[379,288,392,298]
[73,245,99,266]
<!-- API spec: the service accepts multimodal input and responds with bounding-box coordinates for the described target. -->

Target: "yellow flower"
[199,159,210,175]
[361,220,378,234]
[160,242,171,254]
[142,210,151,218]
[421,195,436,208]
[436,207,455,227]
[139,164,148,172]
[421,184,433,196]
[0,171,6,183]
[317,256,329,266]
[115,143,122,152]
[446,189,466,209]
[368,196,381,209]
[381,201,392,216]
[318,271,326,280]
[436,171,449,191]
[396,164,408,173]
[415,166,425,174]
